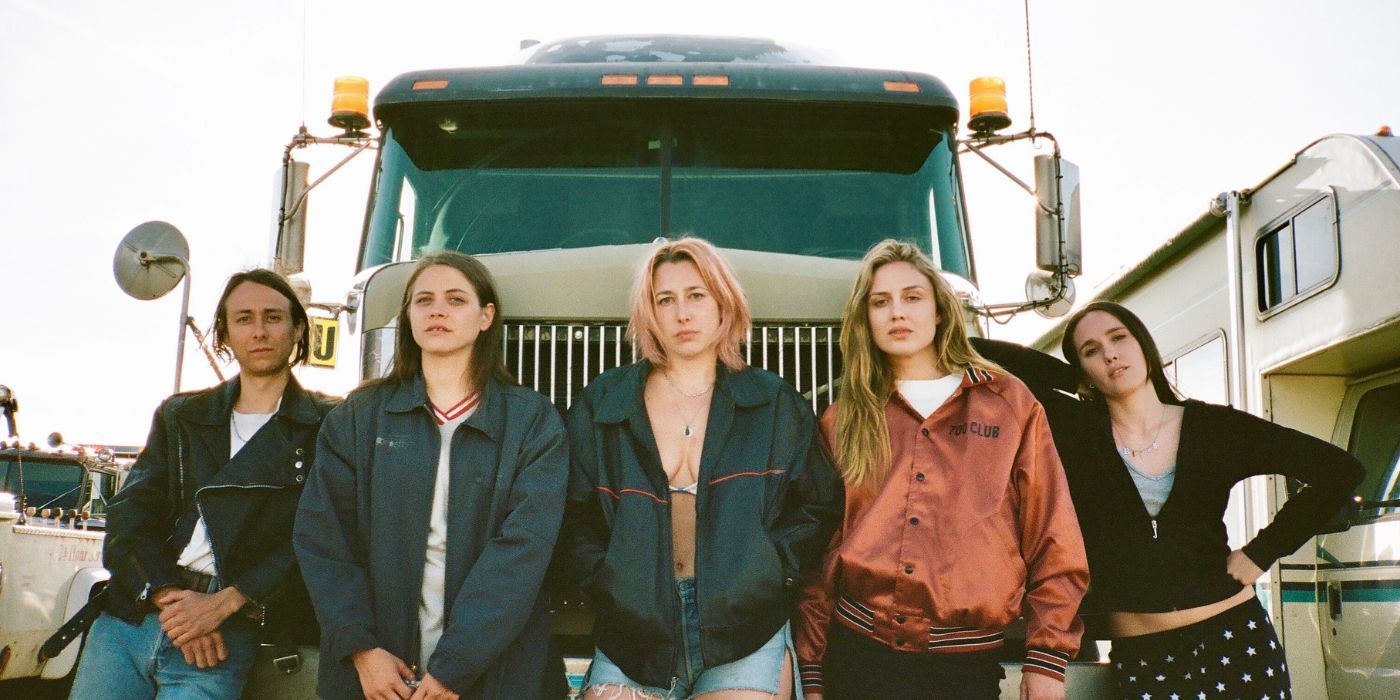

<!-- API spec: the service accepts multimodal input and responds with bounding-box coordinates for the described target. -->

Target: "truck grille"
[501,322,842,415]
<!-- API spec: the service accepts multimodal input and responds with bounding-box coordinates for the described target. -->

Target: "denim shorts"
[584,577,800,698]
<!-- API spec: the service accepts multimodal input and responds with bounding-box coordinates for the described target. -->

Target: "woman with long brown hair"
[794,239,1088,700]
[295,251,569,699]
[1059,301,1363,700]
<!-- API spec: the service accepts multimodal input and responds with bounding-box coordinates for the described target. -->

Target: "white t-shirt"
[420,394,482,666]
[176,409,275,575]
[896,374,963,419]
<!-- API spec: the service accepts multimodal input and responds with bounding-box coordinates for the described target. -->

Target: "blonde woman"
[794,240,1088,700]
[560,237,843,699]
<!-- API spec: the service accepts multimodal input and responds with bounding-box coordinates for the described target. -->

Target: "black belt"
[177,568,219,593]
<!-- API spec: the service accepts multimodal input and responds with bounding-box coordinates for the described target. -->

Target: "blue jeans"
[69,612,257,699]
[584,577,801,698]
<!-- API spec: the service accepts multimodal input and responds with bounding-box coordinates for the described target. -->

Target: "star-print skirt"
[1108,595,1290,700]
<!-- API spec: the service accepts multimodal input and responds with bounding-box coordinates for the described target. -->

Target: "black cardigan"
[1059,400,1364,613]
[969,339,1365,614]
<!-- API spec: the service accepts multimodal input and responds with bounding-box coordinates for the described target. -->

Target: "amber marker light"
[329,76,371,133]
[412,79,449,91]
[601,74,639,85]
[968,76,1012,135]
[883,81,920,93]
[693,75,729,86]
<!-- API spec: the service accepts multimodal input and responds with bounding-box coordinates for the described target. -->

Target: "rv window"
[1256,195,1339,313]
[1347,382,1400,520]
[1166,335,1228,404]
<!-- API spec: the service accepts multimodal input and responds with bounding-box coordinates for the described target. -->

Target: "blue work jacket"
[559,361,843,688]
[294,374,568,698]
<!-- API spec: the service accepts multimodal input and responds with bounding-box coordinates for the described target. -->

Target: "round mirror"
[1025,270,1075,319]
[114,221,190,300]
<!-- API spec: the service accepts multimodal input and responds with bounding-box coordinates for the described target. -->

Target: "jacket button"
[295,448,304,456]
[783,577,796,588]
[896,614,907,624]
[909,517,919,525]
[921,428,930,437]
[915,473,926,481]
[294,461,304,469]
[294,474,305,483]
[904,565,914,574]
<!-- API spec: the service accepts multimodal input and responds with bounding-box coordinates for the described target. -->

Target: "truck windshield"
[0,458,85,510]
[361,100,970,278]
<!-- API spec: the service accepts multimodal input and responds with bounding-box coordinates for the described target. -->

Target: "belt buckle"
[273,652,302,675]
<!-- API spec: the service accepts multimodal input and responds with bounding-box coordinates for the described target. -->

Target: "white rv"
[1034,132,1400,699]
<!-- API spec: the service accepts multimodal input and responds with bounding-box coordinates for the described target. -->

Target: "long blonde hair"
[834,239,999,488]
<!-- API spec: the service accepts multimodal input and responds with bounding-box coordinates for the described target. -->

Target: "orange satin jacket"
[794,368,1089,692]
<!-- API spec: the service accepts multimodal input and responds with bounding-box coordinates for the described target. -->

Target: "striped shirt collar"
[431,392,481,425]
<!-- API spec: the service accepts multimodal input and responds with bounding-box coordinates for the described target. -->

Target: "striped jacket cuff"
[1022,647,1071,682]
[798,663,823,691]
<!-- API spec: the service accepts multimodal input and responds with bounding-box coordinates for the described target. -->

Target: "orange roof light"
[412,79,449,91]
[601,74,639,86]
[968,76,1012,135]
[693,75,729,86]
[328,76,371,133]
[646,74,684,86]
[883,81,920,93]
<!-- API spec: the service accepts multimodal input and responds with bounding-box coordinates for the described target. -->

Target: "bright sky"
[3,0,1396,445]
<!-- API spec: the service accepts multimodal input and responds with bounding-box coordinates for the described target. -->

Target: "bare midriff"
[1107,585,1255,638]
[670,491,697,577]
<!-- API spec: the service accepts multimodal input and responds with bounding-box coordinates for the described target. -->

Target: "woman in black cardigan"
[1058,301,1363,700]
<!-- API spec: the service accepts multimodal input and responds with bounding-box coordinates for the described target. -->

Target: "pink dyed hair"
[628,237,751,371]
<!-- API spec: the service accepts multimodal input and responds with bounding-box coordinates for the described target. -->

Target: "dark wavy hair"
[212,269,310,366]
[383,251,515,390]
[1060,301,1178,405]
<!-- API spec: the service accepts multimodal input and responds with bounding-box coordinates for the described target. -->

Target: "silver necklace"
[662,370,713,438]
[1113,404,1168,459]
[231,412,255,443]
[663,370,713,398]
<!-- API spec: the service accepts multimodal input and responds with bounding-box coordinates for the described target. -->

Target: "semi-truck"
[127,34,1095,697]
[0,385,130,683]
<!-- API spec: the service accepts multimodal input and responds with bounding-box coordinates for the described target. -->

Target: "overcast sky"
[3,0,1396,445]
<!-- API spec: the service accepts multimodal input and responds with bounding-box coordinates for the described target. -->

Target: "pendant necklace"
[663,370,713,438]
[1113,403,1168,459]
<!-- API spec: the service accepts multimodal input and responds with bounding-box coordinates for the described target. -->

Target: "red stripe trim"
[1021,663,1067,682]
[431,393,481,425]
[708,469,785,486]
[1026,649,1070,665]
[593,485,668,505]
[927,639,1004,653]
[619,488,668,504]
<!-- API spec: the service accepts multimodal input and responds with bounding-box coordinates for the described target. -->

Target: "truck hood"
[357,244,862,332]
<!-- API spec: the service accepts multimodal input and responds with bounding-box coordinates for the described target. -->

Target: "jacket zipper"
[1151,519,1159,540]
[194,482,284,625]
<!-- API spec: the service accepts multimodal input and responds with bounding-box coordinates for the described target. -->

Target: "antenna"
[1024,0,1037,132]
